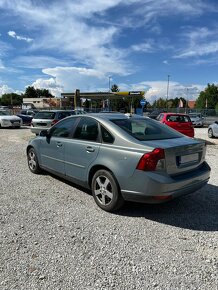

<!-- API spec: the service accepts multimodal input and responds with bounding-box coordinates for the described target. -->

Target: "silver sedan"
[208,121,218,138]
[27,113,211,212]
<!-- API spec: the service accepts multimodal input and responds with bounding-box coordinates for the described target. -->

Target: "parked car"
[156,113,194,137]
[148,110,166,119]
[189,113,204,127]
[17,109,39,126]
[27,113,210,212]
[0,110,22,128]
[208,121,218,138]
[30,110,74,135]
[71,109,87,115]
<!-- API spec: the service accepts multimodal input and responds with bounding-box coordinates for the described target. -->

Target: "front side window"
[156,113,164,121]
[111,118,182,141]
[50,117,78,138]
[74,118,99,141]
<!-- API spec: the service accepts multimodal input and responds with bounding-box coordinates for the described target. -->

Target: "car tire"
[208,128,214,138]
[91,169,124,212]
[27,147,42,174]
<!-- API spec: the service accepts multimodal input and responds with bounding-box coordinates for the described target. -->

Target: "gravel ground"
[0,127,217,290]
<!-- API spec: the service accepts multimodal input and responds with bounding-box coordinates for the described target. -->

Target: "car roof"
[37,109,72,112]
[162,112,189,116]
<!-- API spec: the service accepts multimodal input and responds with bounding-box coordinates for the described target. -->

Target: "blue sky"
[0,0,218,103]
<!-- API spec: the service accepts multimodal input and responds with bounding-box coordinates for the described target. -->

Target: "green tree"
[24,86,54,98]
[0,93,23,106]
[196,83,218,109]
[111,84,120,92]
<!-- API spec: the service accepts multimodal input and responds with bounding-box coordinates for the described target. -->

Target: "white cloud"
[8,30,33,42]
[0,59,5,69]
[12,55,70,69]
[0,84,13,96]
[118,80,204,102]
[145,81,204,102]
[131,41,154,53]
[31,77,64,97]
[174,27,218,58]
[41,66,109,95]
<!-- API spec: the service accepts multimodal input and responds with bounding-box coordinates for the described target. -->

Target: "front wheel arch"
[208,128,214,138]
[27,146,42,174]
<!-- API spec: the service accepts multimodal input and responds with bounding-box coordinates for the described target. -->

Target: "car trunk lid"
[142,137,206,175]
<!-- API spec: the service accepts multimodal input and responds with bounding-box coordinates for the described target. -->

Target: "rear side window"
[57,112,71,120]
[34,112,56,119]
[111,118,182,141]
[101,126,114,143]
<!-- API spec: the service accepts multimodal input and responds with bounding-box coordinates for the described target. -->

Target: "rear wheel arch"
[88,165,115,188]
[90,168,124,212]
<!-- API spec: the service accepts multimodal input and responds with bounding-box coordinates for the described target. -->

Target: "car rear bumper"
[120,162,211,203]
[31,126,49,134]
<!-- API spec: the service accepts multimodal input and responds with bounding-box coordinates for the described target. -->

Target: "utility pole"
[108,76,111,110]
[166,74,170,110]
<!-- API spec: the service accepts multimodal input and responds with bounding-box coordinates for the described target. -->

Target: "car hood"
[0,115,21,120]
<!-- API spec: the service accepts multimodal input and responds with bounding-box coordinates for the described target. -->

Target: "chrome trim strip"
[42,155,85,168]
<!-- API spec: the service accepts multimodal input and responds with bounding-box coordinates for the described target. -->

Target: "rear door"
[64,117,100,181]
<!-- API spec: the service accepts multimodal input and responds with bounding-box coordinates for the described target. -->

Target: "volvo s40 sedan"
[27,113,210,212]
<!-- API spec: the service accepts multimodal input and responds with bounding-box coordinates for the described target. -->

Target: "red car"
[156,113,194,137]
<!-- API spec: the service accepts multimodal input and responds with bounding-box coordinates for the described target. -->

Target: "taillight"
[51,119,58,126]
[136,148,165,171]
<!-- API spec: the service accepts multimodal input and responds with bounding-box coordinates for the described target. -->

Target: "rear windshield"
[166,115,191,123]
[111,118,182,141]
[34,112,56,119]
[0,110,10,116]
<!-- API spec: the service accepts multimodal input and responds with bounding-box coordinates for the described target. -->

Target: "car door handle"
[86,146,95,152]
[56,142,63,147]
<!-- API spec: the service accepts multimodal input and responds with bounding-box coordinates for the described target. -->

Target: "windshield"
[0,110,10,116]
[34,112,56,119]
[111,118,183,141]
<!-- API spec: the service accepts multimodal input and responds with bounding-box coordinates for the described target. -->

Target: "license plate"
[180,153,198,164]
[12,122,20,126]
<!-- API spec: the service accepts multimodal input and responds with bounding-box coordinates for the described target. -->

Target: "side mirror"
[39,130,50,137]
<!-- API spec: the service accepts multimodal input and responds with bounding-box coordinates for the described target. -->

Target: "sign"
[129,91,142,96]
[140,99,146,106]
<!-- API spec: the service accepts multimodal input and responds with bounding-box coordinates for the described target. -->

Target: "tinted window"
[156,113,164,121]
[57,112,71,120]
[101,126,114,143]
[74,118,99,141]
[34,112,56,119]
[111,118,182,141]
[166,115,191,123]
[50,118,78,138]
